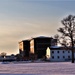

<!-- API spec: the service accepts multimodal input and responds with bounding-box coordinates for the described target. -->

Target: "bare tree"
[58,15,75,63]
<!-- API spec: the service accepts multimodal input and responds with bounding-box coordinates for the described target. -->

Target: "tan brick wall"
[30,40,34,54]
[19,42,24,51]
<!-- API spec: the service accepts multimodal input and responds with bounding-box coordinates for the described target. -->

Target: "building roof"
[31,36,53,40]
[50,46,64,50]
[50,46,61,48]
[19,39,30,43]
[50,46,75,51]
[19,36,53,43]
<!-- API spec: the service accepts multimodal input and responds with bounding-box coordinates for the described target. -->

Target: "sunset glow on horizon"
[0,0,75,55]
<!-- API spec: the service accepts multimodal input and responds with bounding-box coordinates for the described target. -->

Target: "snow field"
[0,62,75,75]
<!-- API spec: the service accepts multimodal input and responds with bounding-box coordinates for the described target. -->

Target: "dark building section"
[30,36,53,59]
[19,36,58,60]
[51,38,58,46]
[19,40,30,60]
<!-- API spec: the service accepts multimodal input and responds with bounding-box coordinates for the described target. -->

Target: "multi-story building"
[30,36,54,58]
[19,36,57,60]
[46,46,75,62]
[19,40,30,59]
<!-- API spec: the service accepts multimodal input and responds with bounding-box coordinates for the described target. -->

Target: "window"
[52,56,54,59]
[57,51,59,53]
[63,51,65,53]
[63,56,65,58]
[52,51,54,54]
[68,51,70,53]
[68,56,70,59]
[57,56,60,59]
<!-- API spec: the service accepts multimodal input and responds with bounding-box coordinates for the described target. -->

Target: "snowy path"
[0,62,75,75]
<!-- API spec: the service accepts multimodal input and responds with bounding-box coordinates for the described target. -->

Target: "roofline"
[19,39,30,43]
[30,36,53,40]
[19,36,53,43]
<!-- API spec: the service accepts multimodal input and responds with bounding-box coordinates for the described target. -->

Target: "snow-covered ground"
[0,62,75,75]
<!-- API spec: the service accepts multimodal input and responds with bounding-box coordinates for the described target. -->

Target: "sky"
[0,0,75,55]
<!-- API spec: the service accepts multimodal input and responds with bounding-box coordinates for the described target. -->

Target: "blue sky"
[0,0,75,55]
